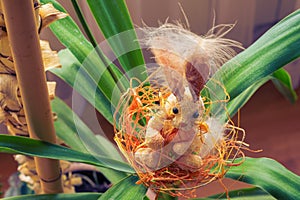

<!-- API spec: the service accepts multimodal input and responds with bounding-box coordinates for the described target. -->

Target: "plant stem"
[71,0,98,48]
[2,0,63,193]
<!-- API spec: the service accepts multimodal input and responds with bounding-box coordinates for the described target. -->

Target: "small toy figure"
[114,22,245,198]
[134,77,209,171]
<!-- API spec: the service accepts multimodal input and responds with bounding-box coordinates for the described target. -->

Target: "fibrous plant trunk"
[1,0,81,194]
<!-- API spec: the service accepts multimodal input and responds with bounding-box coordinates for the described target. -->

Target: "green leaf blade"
[51,97,127,183]
[87,0,147,81]
[42,0,126,109]
[41,0,94,63]
[52,97,88,153]
[193,187,275,200]
[224,77,270,120]
[226,157,300,200]
[272,68,298,103]
[52,49,115,124]
[99,175,147,200]
[0,134,134,174]
[220,69,296,120]
[203,9,300,105]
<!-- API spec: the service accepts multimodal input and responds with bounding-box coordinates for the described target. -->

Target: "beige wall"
[126,0,298,46]
[42,0,299,48]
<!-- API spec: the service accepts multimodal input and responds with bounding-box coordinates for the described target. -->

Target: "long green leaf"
[99,175,147,200]
[272,68,298,103]
[225,77,270,120]
[51,97,127,183]
[70,0,98,48]
[41,0,126,107]
[52,97,88,153]
[202,9,300,107]
[193,187,275,200]
[54,48,127,125]
[87,0,147,82]
[3,193,101,200]
[42,0,114,90]
[52,97,123,160]
[224,68,296,119]
[225,157,300,200]
[40,0,92,63]
[0,134,134,174]
[70,0,126,93]
[52,49,114,124]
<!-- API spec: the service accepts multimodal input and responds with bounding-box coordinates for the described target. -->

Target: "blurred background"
[1,0,300,197]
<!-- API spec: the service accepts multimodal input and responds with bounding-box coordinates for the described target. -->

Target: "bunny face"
[177,87,204,131]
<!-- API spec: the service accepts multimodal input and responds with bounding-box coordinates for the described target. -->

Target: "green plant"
[1,0,300,199]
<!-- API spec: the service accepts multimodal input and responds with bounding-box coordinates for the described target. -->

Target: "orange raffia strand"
[114,82,247,198]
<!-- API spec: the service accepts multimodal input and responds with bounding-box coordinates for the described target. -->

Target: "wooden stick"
[2,0,63,193]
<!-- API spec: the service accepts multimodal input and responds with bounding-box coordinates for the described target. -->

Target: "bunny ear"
[185,54,211,100]
[151,49,210,101]
[151,48,186,76]
[147,63,186,101]
[149,48,188,101]
[185,62,206,100]
[151,48,209,102]
[162,67,186,101]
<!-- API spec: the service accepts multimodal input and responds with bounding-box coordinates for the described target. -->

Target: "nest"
[114,82,245,198]
[115,20,247,198]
